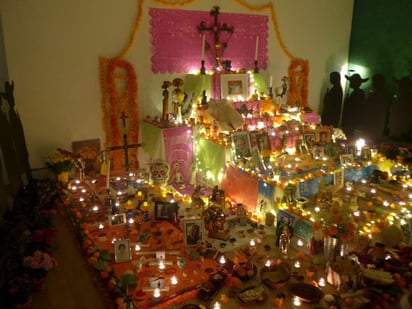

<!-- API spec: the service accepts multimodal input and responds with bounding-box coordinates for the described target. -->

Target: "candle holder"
[200,60,206,75]
[268,86,273,99]
[254,60,259,73]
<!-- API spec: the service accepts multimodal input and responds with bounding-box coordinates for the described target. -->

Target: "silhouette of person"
[321,71,343,127]
[341,73,369,137]
[364,74,391,142]
[388,76,412,139]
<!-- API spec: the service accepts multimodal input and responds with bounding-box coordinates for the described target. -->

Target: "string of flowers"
[288,59,309,107]
[103,58,139,170]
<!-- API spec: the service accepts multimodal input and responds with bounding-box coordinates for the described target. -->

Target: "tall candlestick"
[201,34,205,61]
[106,156,111,190]
[270,75,273,88]
[255,36,259,61]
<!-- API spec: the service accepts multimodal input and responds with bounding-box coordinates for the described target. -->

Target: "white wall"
[0,0,353,169]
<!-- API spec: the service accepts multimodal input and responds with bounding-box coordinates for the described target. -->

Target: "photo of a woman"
[184,220,203,247]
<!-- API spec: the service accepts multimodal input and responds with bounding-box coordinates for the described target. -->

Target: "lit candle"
[294,260,301,268]
[219,255,226,265]
[265,259,271,268]
[318,277,326,287]
[213,302,221,309]
[128,218,134,224]
[135,244,141,251]
[92,205,99,212]
[71,185,77,191]
[249,239,256,247]
[98,223,104,229]
[158,259,165,271]
[201,34,205,60]
[297,239,304,247]
[254,36,259,61]
[153,287,160,298]
[293,296,302,307]
[171,276,178,285]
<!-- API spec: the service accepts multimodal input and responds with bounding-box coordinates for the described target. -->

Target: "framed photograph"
[316,127,331,144]
[183,219,203,247]
[231,131,252,160]
[303,131,316,149]
[361,146,371,160]
[339,154,354,165]
[154,201,178,221]
[148,276,166,289]
[72,138,101,173]
[311,145,325,159]
[296,139,309,155]
[257,132,271,152]
[220,73,249,99]
[114,239,131,263]
[333,168,344,189]
[109,213,127,226]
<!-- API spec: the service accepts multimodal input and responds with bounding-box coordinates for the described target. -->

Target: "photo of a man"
[232,132,252,159]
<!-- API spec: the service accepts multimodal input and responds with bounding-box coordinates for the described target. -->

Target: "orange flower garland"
[288,59,309,107]
[100,58,139,170]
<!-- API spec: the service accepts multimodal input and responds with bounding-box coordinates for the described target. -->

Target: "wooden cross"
[108,111,141,171]
[198,6,234,69]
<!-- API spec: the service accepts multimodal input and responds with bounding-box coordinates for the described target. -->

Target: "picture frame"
[333,168,344,189]
[109,213,127,226]
[361,146,371,160]
[114,239,131,263]
[256,132,271,152]
[231,131,252,160]
[302,131,316,149]
[311,145,325,159]
[316,127,331,144]
[220,73,249,100]
[154,201,178,221]
[339,154,354,165]
[183,219,203,247]
[72,138,101,173]
[148,276,166,289]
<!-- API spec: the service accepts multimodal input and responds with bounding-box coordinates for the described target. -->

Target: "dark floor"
[32,210,106,309]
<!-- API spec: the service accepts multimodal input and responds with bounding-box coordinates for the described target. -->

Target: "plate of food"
[237,284,269,304]
[289,282,324,303]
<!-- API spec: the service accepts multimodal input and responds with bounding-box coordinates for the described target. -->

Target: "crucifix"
[108,111,141,172]
[198,6,234,69]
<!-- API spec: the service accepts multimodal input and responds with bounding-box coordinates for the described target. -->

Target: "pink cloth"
[150,8,268,73]
[221,166,259,208]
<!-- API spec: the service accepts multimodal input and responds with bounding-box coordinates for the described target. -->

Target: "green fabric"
[184,74,212,101]
[141,121,163,158]
[251,72,269,95]
[195,137,227,185]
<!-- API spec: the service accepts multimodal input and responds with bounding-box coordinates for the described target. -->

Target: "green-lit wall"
[348,0,412,96]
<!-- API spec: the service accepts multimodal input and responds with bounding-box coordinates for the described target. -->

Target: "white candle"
[270,75,273,87]
[255,36,259,61]
[171,276,178,285]
[201,34,205,60]
[153,287,160,298]
[106,156,111,190]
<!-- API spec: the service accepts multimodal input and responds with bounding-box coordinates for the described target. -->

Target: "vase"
[57,171,69,184]
[323,236,348,263]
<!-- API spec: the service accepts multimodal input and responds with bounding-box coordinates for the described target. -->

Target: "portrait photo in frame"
[220,73,249,99]
[114,239,131,263]
[109,213,127,226]
[316,127,331,144]
[303,131,316,149]
[256,132,271,152]
[339,154,354,165]
[333,168,344,189]
[231,131,252,160]
[72,138,101,174]
[183,219,203,247]
[154,201,178,221]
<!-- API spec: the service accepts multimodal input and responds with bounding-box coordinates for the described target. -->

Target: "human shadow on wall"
[320,71,343,128]
[341,73,369,138]
[388,76,412,140]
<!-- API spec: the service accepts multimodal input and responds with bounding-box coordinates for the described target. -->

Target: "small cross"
[198,6,234,69]
[108,111,141,171]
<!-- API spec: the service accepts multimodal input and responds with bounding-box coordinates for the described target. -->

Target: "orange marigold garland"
[99,58,139,171]
[288,59,309,107]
